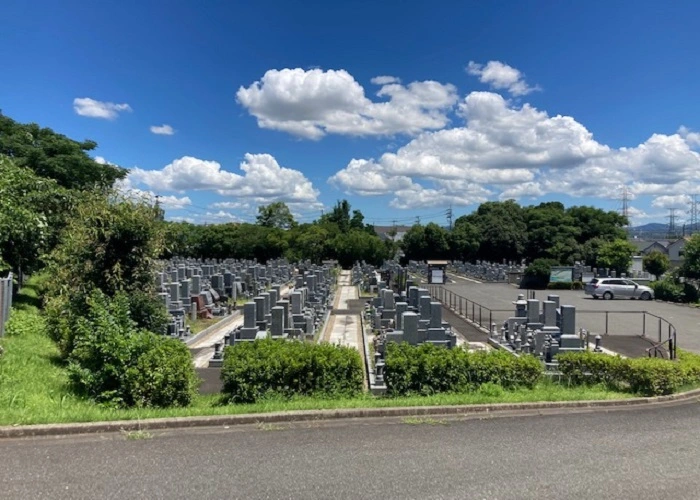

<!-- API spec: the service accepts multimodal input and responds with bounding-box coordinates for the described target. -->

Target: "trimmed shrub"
[626,358,683,396]
[221,340,364,403]
[384,343,541,397]
[558,351,628,388]
[126,338,199,408]
[571,281,584,290]
[651,277,698,304]
[558,351,699,396]
[4,309,46,337]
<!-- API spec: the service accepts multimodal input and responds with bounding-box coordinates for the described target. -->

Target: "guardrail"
[427,285,512,331]
[428,284,678,359]
[0,273,13,337]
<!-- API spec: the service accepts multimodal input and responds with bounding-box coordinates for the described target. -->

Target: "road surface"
[3,400,700,499]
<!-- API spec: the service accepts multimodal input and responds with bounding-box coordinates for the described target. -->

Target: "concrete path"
[4,400,700,499]
[322,270,362,349]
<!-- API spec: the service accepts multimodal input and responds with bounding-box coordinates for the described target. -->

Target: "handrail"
[428,284,679,359]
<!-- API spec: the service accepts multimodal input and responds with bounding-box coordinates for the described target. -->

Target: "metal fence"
[0,273,13,337]
[427,284,677,358]
[427,285,512,331]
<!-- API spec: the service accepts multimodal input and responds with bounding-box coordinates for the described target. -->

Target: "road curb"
[3,388,700,439]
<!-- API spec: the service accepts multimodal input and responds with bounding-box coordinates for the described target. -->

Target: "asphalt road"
[444,275,700,352]
[3,401,700,499]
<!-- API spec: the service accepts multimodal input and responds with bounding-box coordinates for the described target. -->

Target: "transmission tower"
[667,208,680,239]
[620,187,631,228]
[415,215,421,225]
[446,205,453,231]
[688,195,699,235]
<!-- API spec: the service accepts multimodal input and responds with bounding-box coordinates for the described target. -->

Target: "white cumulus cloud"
[467,61,540,96]
[651,194,691,209]
[128,153,320,207]
[73,97,132,119]
[150,124,175,135]
[236,68,458,139]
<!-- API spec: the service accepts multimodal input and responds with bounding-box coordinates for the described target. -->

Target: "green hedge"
[221,339,364,403]
[558,350,700,396]
[384,342,542,396]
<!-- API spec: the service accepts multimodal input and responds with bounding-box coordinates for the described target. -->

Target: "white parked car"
[584,278,654,300]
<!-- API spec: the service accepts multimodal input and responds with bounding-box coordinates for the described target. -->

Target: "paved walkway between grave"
[321,270,366,385]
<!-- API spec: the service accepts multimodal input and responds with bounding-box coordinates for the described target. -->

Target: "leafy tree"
[0,156,72,281]
[643,250,670,280]
[464,200,528,263]
[449,219,481,262]
[566,205,627,243]
[596,239,636,275]
[524,202,581,261]
[401,224,428,261]
[321,200,352,232]
[423,222,450,259]
[681,234,700,279]
[0,112,126,189]
[256,202,295,229]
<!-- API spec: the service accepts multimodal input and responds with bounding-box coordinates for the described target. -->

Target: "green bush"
[126,338,199,408]
[651,278,698,303]
[384,343,541,397]
[221,339,364,403]
[4,309,46,337]
[522,259,557,289]
[558,351,699,396]
[571,281,584,290]
[558,351,628,389]
[626,358,683,396]
[66,290,197,407]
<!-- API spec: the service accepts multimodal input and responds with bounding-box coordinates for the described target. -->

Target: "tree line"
[400,200,629,267]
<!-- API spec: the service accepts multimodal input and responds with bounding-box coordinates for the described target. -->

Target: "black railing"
[427,285,511,331]
[428,285,678,360]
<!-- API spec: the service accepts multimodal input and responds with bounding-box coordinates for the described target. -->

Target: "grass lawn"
[0,319,634,426]
[0,275,638,427]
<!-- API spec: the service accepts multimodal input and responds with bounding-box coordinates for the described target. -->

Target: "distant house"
[629,239,669,255]
[628,237,688,266]
[667,237,689,264]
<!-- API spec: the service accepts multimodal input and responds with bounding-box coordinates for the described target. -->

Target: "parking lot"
[443,274,700,353]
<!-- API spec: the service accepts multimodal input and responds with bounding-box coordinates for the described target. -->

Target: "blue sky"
[2,0,700,227]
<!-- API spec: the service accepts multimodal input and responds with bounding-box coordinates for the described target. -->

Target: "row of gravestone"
[156,258,294,338]
[450,261,525,282]
[368,277,458,385]
[488,293,589,363]
[208,265,336,367]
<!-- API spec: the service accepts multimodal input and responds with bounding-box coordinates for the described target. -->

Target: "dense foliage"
[557,350,700,396]
[643,250,670,280]
[0,112,126,189]
[400,201,627,265]
[221,339,364,403]
[163,200,393,267]
[384,342,542,396]
[66,290,198,407]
